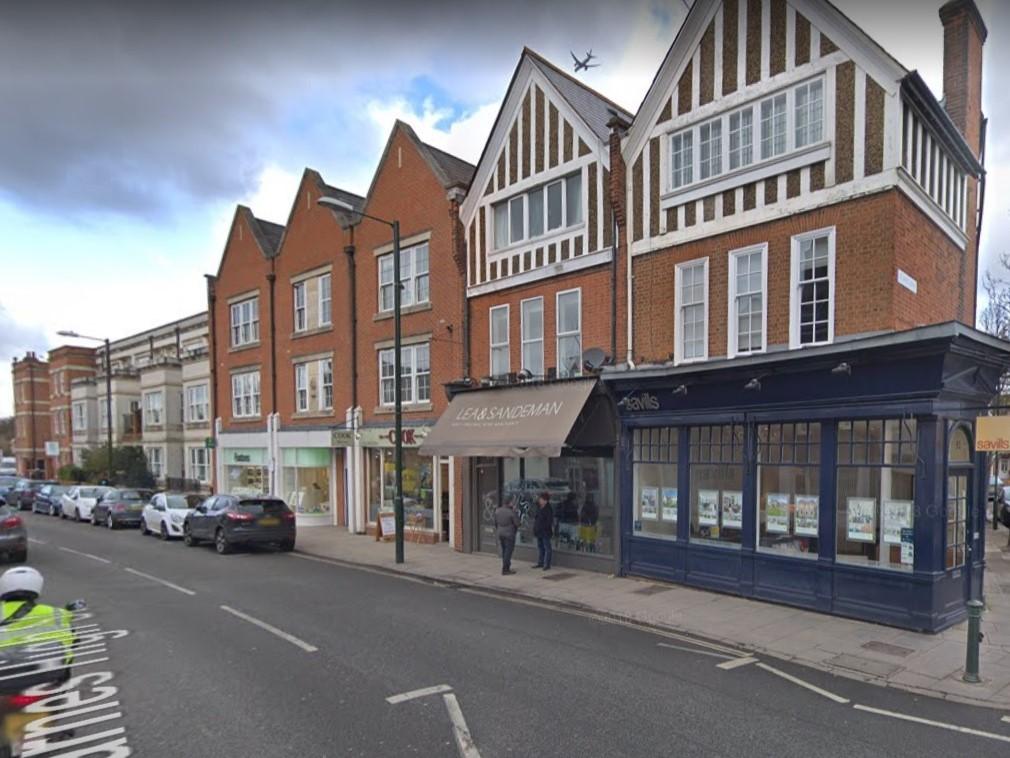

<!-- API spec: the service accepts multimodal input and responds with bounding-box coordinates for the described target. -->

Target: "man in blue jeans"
[532,492,554,570]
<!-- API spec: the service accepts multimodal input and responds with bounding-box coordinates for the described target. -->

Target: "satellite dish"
[582,347,608,372]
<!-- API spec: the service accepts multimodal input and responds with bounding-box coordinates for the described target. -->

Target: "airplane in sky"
[571,49,599,72]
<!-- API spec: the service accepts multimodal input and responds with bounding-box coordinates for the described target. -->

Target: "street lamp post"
[58,331,113,485]
[317,197,404,564]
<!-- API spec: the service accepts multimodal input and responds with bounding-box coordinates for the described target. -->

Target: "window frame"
[295,363,309,412]
[555,288,583,379]
[146,446,163,478]
[185,384,209,423]
[230,297,260,347]
[789,226,836,349]
[378,343,431,408]
[520,296,545,378]
[189,447,209,484]
[727,244,769,358]
[293,281,307,333]
[377,242,430,314]
[319,273,332,327]
[231,370,261,419]
[674,257,709,364]
[489,304,510,377]
[143,391,163,428]
[490,170,584,254]
[320,358,333,410]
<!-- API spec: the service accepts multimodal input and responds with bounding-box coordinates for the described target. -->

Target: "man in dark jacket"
[493,496,521,575]
[532,492,554,570]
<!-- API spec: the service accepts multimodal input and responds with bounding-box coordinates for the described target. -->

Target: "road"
[14,510,1010,757]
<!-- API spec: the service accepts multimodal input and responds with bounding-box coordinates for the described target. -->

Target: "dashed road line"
[756,662,850,704]
[57,546,111,564]
[1002,715,1010,724]
[124,567,196,596]
[386,684,454,704]
[220,605,318,652]
[28,537,47,545]
[657,642,735,660]
[717,656,759,670]
[443,692,481,758]
[853,704,1010,744]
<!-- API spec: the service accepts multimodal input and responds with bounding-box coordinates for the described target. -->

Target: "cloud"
[0,305,50,418]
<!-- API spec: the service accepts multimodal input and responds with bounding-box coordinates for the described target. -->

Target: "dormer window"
[492,172,583,252]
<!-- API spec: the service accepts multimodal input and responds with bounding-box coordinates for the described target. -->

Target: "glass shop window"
[633,428,679,540]
[689,425,745,547]
[757,422,820,558]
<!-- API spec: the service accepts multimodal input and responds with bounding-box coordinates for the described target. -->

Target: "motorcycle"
[0,599,86,758]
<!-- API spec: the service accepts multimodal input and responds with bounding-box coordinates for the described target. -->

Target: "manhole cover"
[861,641,916,658]
[541,572,577,582]
[632,584,674,595]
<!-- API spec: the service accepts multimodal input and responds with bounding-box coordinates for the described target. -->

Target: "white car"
[61,486,113,522]
[141,492,203,539]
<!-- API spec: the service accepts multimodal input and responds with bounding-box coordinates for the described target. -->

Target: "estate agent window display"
[757,422,821,558]
[632,427,679,540]
[689,425,745,547]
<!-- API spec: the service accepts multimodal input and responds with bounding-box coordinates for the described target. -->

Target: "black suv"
[184,495,295,555]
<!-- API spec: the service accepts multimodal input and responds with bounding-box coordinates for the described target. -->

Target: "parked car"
[184,495,295,554]
[17,480,56,511]
[5,479,29,507]
[91,488,153,529]
[0,457,16,476]
[141,492,203,539]
[0,476,17,502]
[0,503,27,562]
[61,486,113,522]
[33,484,70,516]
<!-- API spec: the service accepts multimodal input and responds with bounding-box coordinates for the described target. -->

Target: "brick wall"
[47,345,96,470]
[11,354,51,476]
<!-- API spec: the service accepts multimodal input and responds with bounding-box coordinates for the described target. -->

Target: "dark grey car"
[184,495,295,555]
[32,484,69,515]
[92,488,153,529]
[0,504,27,562]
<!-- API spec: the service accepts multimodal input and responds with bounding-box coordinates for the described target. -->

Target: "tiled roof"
[255,218,285,256]
[420,141,475,189]
[524,48,633,141]
[321,182,365,213]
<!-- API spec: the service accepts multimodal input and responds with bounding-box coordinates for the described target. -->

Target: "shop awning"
[419,379,602,458]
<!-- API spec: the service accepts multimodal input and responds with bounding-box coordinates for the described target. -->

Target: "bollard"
[963,600,984,683]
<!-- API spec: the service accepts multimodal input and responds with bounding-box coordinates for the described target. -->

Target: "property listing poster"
[698,490,720,526]
[661,488,678,522]
[640,487,659,520]
[846,497,877,543]
[794,496,819,536]
[765,494,790,534]
[721,491,743,529]
[882,500,914,545]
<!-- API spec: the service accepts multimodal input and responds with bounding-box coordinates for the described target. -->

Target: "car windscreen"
[78,488,104,498]
[165,495,198,509]
[0,478,16,487]
[48,486,69,496]
[236,500,289,516]
[117,490,146,501]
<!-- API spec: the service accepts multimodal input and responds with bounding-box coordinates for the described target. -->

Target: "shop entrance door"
[439,458,450,542]
[473,458,500,553]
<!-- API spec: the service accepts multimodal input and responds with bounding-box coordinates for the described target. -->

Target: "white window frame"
[230,297,260,347]
[793,79,824,150]
[185,384,209,423]
[674,258,709,365]
[188,447,209,484]
[555,288,583,379]
[520,296,545,377]
[789,227,836,349]
[320,359,333,410]
[319,273,332,326]
[295,363,309,412]
[73,403,86,431]
[490,171,584,254]
[231,371,261,418]
[377,243,430,313]
[489,305,510,377]
[698,118,722,181]
[293,281,307,332]
[146,447,163,478]
[727,244,769,358]
[143,391,163,428]
[378,344,431,408]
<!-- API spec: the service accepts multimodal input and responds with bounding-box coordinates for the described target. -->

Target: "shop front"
[421,378,618,572]
[221,447,269,496]
[606,323,1010,632]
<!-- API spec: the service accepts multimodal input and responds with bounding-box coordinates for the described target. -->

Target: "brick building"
[47,345,97,472]
[10,352,51,477]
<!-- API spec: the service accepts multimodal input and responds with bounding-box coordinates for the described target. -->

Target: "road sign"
[205,437,216,449]
[44,441,60,457]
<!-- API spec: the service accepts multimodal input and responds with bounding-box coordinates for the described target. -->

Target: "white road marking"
[26,644,106,661]
[58,547,110,564]
[124,567,196,596]
[0,658,109,683]
[717,656,759,670]
[854,704,1010,744]
[386,684,453,704]
[23,726,126,756]
[28,537,47,545]
[220,605,318,652]
[443,692,482,758]
[757,662,850,704]
[1002,715,1010,724]
[657,642,735,660]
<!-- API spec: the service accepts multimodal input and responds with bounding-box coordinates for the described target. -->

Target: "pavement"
[295,525,1010,711]
[21,512,1010,757]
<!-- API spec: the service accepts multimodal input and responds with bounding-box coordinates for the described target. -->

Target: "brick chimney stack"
[939,0,987,156]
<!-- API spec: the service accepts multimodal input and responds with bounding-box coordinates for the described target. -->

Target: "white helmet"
[0,567,43,601]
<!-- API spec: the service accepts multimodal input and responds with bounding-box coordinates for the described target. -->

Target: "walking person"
[494,495,520,575]
[532,492,554,570]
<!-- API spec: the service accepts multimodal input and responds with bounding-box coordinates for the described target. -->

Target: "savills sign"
[976,416,1010,452]
[623,392,660,412]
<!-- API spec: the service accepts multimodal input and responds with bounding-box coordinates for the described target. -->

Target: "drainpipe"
[205,275,217,492]
[610,207,618,363]
[623,218,634,369]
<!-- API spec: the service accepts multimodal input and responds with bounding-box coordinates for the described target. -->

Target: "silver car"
[0,503,27,562]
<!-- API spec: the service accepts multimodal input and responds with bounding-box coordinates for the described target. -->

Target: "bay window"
[143,391,163,428]
[670,131,693,189]
[189,447,209,483]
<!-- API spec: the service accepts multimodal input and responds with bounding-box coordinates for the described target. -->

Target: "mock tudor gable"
[461,49,632,296]
[623,0,981,258]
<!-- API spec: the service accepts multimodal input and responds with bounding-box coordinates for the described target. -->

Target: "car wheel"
[279,539,295,552]
[160,523,169,541]
[91,512,99,526]
[75,509,83,523]
[107,514,115,530]
[215,528,233,555]
[183,525,198,547]
[140,520,149,536]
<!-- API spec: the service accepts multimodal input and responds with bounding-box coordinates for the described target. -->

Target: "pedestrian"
[532,492,554,570]
[493,494,520,575]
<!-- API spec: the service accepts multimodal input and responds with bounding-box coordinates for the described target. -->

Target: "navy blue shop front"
[605,323,1010,633]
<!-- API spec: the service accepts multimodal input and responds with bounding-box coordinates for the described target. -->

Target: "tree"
[81,445,155,488]
[980,253,1010,396]
[0,416,13,457]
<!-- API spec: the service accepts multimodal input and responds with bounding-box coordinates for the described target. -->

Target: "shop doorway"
[947,425,974,596]
[438,458,451,542]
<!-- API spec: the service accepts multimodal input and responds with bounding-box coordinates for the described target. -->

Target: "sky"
[1,0,1007,417]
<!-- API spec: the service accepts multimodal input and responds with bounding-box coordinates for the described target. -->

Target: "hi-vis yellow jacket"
[0,601,75,685]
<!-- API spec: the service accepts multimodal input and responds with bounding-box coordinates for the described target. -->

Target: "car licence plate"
[259,517,279,527]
